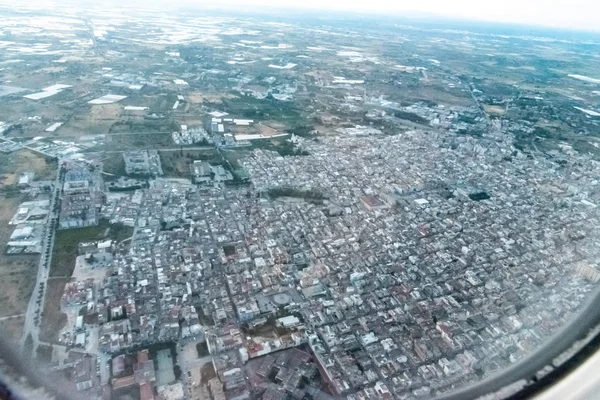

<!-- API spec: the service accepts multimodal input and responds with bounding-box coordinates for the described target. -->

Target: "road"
[19,164,62,354]
[0,313,25,321]
[86,146,214,155]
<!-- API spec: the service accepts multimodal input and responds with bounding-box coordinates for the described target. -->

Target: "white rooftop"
[88,94,127,105]
[24,91,60,100]
[45,122,63,132]
[24,83,72,100]
[43,84,72,92]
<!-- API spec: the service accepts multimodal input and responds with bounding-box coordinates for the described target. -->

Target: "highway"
[86,146,214,155]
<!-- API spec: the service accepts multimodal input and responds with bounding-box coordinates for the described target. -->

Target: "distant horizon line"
[191,4,600,36]
[2,0,600,36]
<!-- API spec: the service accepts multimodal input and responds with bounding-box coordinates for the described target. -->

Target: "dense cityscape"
[0,1,600,400]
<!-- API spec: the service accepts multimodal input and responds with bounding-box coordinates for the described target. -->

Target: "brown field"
[484,105,506,115]
[39,278,69,344]
[409,86,474,107]
[0,172,17,188]
[1,101,72,138]
[0,150,56,323]
[188,91,239,104]
[0,150,56,187]
[59,104,122,136]
[0,315,25,346]
[0,192,37,320]
[89,103,121,119]
[0,253,37,318]
[188,92,205,104]
[257,123,279,136]
[103,132,174,151]
[200,362,216,385]
[177,116,206,127]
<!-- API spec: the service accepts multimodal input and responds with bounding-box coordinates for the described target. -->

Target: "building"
[276,316,300,329]
[124,150,163,176]
[191,161,212,184]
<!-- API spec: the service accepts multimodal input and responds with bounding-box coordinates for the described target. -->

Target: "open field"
[0,254,37,318]
[103,132,174,151]
[0,315,26,346]
[58,104,121,136]
[36,343,53,363]
[0,150,56,327]
[188,91,238,104]
[200,362,216,385]
[160,149,221,178]
[108,118,178,134]
[39,277,69,344]
[50,220,133,278]
[0,150,56,188]
[484,105,506,115]
[102,153,126,177]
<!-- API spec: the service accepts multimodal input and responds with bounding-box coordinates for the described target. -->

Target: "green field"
[50,219,133,278]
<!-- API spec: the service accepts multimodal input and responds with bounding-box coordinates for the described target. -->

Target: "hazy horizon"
[1,0,599,33]
[175,0,600,33]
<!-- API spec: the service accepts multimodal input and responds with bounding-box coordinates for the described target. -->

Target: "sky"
[192,0,599,32]
[9,0,599,32]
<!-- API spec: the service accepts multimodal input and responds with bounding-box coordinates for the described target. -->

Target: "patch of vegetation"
[393,110,429,125]
[572,140,600,158]
[250,138,308,157]
[102,153,126,178]
[112,384,140,400]
[194,306,215,327]
[196,341,209,357]
[267,187,327,201]
[23,334,33,360]
[109,119,179,133]
[220,94,303,125]
[104,133,175,152]
[513,125,572,154]
[160,149,218,178]
[0,184,21,198]
[36,344,53,364]
[222,244,236,257]
[289,125,315,137]
[51,219,133,277]
[469,191,491,201]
